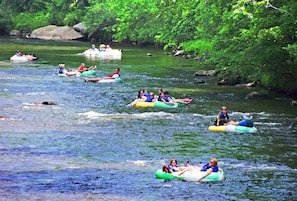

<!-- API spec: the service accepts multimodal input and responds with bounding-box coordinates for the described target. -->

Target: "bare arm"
[165,97,175,105]
[197,168,213,181]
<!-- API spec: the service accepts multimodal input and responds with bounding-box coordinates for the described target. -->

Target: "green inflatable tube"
[155,169,183,180]
[80,70,97,77]
[155,169,225,182]
[153,101,185,108]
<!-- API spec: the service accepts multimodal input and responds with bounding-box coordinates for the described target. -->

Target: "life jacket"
[58,69,65,74]
[145,95,154,102]
[78,65,85,71]
[200,163,219,172]
[168,164,179,172]
[158,94,164,101]
[219,111,229,120]
[163,96,173,102]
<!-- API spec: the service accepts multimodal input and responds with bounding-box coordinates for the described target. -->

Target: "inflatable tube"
[66,71,80,76]
[10,55,30,62]
[134,102,155,108]
[155,169,225,182]
[57,73,67,77]
[82,49,122,59]
[97,78,122,83]
[208,125,258,133]
[155,169,183,181]
[154,101,184,108]
[57,70,80,77]
[10,54,37,62]
[80,70,97,77]
[134,101,185,108]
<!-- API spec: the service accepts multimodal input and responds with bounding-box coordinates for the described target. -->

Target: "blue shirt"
[239,119,254,127]
[145,95,154,102]
[168,164,179,172]
[200,163,219,172]
[162,96,173,102]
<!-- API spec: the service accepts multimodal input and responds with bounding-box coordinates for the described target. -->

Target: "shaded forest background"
[0,0,296,96]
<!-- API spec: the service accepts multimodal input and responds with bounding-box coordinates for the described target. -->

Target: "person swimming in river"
[24,101,57,105]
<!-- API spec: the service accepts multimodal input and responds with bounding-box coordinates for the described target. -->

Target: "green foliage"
[284,42,297,58]
[180,40,214,55]
[13,12,50,32]
[0,7,13,33]
[46,0,83,25]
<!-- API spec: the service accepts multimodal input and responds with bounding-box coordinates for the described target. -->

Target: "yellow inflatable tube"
[134,102,155,108]
[208,126,226,132]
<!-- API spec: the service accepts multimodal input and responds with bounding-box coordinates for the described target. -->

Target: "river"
[0,37,296,201]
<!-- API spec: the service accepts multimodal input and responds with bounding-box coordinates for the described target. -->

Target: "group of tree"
[0,0,296,96]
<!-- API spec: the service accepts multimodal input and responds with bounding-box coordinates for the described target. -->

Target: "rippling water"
[0,38,296,201]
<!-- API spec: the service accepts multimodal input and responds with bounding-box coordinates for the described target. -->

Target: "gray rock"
[174,50,185,56]
[217,76,240,86]
[73,22,87,33]
[235,81,256,87]
[193,79,205,84]
[30,25,83,40]
[245,91,270,99]
[193,70,216,76]
[9,30,22,36]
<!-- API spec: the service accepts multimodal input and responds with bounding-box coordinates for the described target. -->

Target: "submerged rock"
[245,91,270,99]
[194,70,216,76]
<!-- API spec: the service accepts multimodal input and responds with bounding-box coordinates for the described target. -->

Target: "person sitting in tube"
[172,158,222,181]
[57,64,68,75]
[126,89,147,106]
[162,159,180,173]
[77,63,96,73]
[159,91,193,105]
[214,106,234,126]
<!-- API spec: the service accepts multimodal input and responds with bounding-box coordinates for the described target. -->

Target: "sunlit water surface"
[0,38,296,201]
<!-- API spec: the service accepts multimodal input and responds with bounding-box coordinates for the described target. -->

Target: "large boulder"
[9,30,22,37]
[30,25,83,40]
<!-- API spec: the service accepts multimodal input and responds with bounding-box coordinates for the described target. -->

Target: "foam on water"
[78,111,175,120]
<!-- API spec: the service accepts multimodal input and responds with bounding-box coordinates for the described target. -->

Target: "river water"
[0,37,296,201]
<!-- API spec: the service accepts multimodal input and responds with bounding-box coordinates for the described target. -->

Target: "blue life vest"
[214,112,230,125]
[168,164,179,172]
[200,163,219,172]
[145,95,154,102]
[162,96,173,102]
[143,92,149,97]
[219,112,229,120]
